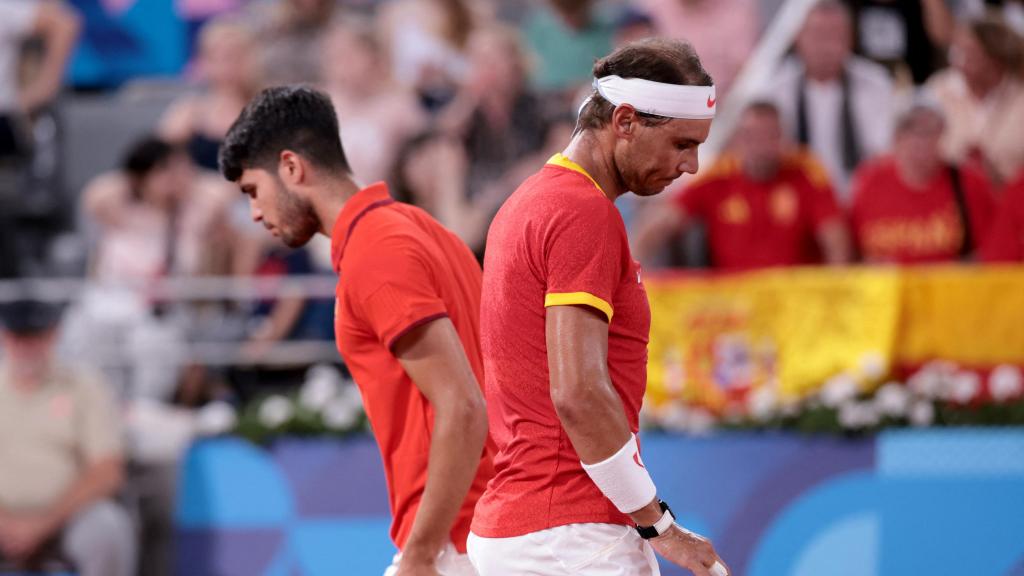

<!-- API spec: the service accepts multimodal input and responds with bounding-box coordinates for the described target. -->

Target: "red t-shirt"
[472,154,651,538]
[850,157,996,264]
[331,182,496,553]
[674,151,841,270]
[981,175,1024,262]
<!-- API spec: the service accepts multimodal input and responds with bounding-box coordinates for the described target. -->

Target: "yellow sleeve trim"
[544,292,614,321]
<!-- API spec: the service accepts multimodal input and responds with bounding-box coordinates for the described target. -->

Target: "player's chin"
[281,230,314,248]
[634,182,670,196]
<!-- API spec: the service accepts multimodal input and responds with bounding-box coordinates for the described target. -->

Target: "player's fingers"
[709,558,730,576]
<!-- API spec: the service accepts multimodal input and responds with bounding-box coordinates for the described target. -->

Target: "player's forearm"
[551,376,633,463]
[402,401,488,560]
[42,457,123,532]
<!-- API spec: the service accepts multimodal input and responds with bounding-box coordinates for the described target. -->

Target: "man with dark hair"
[467,39,729,576]
[219,85,494,576]
[632,101,850,270]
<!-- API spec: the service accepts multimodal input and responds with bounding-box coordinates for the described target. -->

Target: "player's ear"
[277,150,305,185]
[612,105,637,140]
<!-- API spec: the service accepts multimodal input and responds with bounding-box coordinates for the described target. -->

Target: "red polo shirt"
[674,151,842,270]
[331,182,495,552]
[472,154,651,538]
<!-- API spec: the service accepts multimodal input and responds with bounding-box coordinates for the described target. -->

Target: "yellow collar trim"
[547,153,605,195]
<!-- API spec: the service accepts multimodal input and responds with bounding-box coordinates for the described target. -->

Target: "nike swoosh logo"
[633,451,646,469]
[707,96,716,108]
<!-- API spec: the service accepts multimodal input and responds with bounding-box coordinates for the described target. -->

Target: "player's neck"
[313,175,362,238]
[561,131,626,200]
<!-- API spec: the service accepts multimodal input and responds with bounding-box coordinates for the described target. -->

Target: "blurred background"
[0,0,1023,574]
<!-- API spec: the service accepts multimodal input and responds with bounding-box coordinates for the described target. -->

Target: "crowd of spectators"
[1,0,1024,574]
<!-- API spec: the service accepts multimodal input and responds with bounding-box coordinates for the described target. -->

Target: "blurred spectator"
[159,17,260,172]
[437,24,570,254]
[926,16,1024,186]
[389,131,479,242]
[321,19,426,184]
[379,0,490,111]
[82,137,235,285]
[521,0,615,97]
[248,0,339,86]
[764,0,894,202]
[613,6,656,47]
[0,300,134,576]
[635,0,759,98]
[847,0,954,86]
[850,102,995,264]
[954,0,1024,34]
[981,171,1024,261]
[633,102,850,270]
[0,0,79,279]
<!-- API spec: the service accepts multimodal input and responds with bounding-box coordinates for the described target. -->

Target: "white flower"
[821,374,859,408]
[838,402,879,430]
[874,382,910,418]
[857,352,888,381]
[949,372,981,404]
[748,386,777,422]
[908,400,935,427]
[258,395,294,428]
[657,404,691,431]
[685,408,716,436]
[299,367,341,411]
[989,365,1023,402]
[195,401,238,436]
[322,396,361,430]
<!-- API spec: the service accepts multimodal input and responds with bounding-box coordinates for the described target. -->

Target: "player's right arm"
[546,305,728,576]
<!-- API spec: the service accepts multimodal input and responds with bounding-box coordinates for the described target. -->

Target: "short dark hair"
[122,136,176,178]
[219,85,350,182]
[578,37,713,132]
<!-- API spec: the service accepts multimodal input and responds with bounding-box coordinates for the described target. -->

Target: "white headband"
[592,75,716,120]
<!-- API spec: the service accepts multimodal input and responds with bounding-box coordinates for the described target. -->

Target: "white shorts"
[383,541,478,576]
[467,523,660,576]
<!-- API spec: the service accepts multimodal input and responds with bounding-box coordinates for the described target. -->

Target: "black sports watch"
[635,499,675,539]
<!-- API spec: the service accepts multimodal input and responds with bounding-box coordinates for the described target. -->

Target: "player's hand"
[393,556,440,576]
[649,524,730,576]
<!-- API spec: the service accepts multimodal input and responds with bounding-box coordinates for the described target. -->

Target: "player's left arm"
[393,317,488,573]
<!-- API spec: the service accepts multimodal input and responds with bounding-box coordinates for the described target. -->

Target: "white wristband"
[580,433,657,514]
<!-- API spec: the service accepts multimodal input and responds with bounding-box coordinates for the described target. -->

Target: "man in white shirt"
[764,0,894,203]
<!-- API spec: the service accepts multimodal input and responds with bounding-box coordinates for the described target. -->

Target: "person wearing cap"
[632,100,851,270]
[850,101,996,264]
[468,38,729,576]
[0,301,134,576]
[219,85,494,576]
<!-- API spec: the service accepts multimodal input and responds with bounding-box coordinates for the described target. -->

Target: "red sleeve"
[542,196,625,321]
[981,180,1024,262]
[349,235,448,349]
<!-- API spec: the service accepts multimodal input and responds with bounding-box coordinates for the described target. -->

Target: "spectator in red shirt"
[850,101,996,264]
[633,101,851,270]
[981,172,1024,262]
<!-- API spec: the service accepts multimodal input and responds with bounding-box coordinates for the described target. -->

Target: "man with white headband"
[468,38,730,576]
